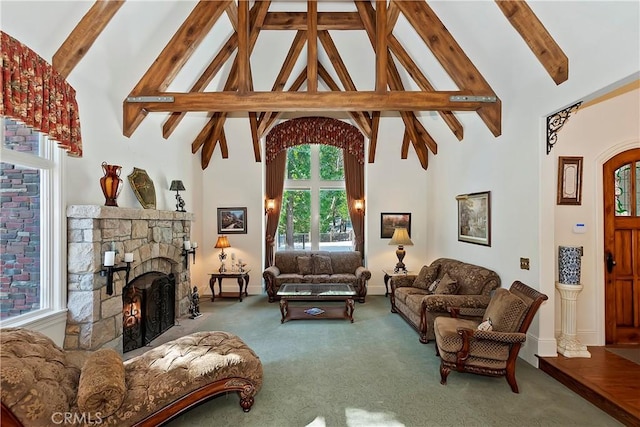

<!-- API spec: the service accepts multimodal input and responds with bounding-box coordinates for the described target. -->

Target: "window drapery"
[265,117,365,265]
[1,31,82,156]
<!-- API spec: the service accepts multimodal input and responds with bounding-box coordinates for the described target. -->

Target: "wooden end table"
[382,269,418,296]
[209,270,250,302]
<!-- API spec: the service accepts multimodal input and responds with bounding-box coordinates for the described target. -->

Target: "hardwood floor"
[538,346,640,427]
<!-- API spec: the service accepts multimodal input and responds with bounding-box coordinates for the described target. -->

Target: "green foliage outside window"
[320,144,344,180]
[286,145,310,180]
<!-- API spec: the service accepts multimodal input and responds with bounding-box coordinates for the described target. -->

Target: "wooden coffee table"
[277,283,356,323]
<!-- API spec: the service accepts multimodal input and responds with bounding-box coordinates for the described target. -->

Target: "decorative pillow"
[477,318,493,331]
[297,256,313,275]
[483,288,529,332]
[428,279,440,293]
[77,348,126,417]
[312,255,333,275]
[434,273,459,295]
[413,264,440,290]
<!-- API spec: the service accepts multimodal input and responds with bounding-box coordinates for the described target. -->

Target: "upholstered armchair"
[434,281,548,393]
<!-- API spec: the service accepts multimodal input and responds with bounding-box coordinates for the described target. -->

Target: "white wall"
[552,87,640,346]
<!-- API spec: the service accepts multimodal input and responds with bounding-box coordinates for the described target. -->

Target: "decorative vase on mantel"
[100,162,122,207]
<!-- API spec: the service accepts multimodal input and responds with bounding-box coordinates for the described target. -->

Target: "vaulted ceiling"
[52,0,568,170]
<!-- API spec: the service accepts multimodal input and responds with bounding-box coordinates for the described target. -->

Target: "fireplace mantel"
[66,205,194,352]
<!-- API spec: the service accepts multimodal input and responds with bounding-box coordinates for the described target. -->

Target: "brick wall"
[0,119,41,319]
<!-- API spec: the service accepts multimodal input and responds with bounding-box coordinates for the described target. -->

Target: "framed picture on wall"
[380,213,411,238]
[557,156,583,205]
[456,191,491,246]
[217,207,247,234]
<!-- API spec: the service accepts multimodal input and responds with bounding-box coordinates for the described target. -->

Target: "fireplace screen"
[123,272,175,352]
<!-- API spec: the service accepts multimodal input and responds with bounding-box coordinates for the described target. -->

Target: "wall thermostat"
[573,223,587,234]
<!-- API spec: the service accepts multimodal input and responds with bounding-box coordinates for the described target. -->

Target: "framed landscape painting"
[456,191,491,246]
[380,213,411,239]
[217,207,247,234]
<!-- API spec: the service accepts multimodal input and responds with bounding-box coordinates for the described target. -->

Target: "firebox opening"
[123,272,176,353]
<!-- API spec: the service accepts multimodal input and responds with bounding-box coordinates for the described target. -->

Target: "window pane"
[319,145,344,180]
[277,189,311,250]
[286,145,311,180]
[636,162,640,216]
[0,162,41,319]
[319,189,353,250]
[2,119,42,156]
[614,164,631,216]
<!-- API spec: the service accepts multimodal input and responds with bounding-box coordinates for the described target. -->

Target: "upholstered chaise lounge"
[0,328,263,426]
[263,250,371,303]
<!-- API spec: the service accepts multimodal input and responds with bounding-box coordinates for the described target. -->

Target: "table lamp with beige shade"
[389,227,413,273]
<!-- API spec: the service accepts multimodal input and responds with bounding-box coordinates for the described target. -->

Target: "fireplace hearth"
[66,205,193,352]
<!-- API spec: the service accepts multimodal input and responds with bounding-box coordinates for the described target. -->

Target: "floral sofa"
[263,250,371,303]
[389,258,501,343]
[0,328,263,427]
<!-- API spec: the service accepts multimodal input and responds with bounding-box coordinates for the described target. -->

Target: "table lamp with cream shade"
[389,227,413,273]
[215,235,230,272]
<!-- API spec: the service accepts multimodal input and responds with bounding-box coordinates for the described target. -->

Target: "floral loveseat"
[263,251,371,303]
[1,328,263,426]
[389,258,501,343]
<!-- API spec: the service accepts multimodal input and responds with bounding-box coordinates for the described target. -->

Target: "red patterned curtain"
[265,117,365,260]
[266,117,364,164]
[0,31,82,156]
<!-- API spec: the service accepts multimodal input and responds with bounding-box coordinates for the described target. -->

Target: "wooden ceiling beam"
[317,63,372,138]
[261,12,364,30]
[198,1,270,169]
[376,0,388,92]
[259,30,307,131]
[394,0,502,137]
[258,67,309,138]
[307,0,318,92]
[317,31,358,92]
[401,130,410,159]
[123,0,231,137]
[495,1,568,85]
[128,90,494,113]
[388,34,464,140]
[53,0,125,78]
[387,1,400,35]
[237,0,250,94]
[356,0,430,168]
[226,1,238,32]
[163,32,238,139]
[368,111,380,163]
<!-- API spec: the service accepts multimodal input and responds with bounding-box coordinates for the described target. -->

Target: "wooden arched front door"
[603,148,640,344]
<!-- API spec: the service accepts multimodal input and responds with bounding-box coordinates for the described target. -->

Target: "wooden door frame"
[595,141,640,345]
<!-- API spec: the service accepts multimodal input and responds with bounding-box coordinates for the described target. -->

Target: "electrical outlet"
[520,257,530,270]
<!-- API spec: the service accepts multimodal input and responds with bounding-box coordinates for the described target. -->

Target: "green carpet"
[127,296,621,427]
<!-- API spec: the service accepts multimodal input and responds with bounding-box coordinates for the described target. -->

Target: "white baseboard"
[520,334,558,367]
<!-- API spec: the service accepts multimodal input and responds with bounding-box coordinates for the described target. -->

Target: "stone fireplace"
[65,205,193,352]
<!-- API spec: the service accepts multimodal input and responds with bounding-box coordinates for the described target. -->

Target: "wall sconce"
[100,251,133,296]
[354,199,364,214]
[182,240,197,269]
[389,227,413,273]
[265,198,275,215]
[170,180,186,212]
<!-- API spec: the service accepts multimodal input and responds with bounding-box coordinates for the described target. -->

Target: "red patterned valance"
[1,31,82,156]
[266,117,363,164]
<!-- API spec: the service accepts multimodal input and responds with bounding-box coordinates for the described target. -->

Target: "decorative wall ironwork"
[546,101,582,154]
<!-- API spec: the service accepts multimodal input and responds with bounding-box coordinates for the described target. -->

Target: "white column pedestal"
[556,282,591,358]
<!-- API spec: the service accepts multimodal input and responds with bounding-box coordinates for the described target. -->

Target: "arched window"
[264,117,364,266]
